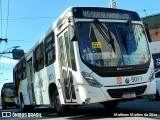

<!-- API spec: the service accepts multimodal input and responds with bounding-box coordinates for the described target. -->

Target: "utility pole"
[0,38,7,43]
[109,0,117,8]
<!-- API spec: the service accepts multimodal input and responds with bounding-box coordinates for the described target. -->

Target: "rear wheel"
[2,102,7,110]
[20,95,27,111]
[20,95,34,111]
[51,89,71,116]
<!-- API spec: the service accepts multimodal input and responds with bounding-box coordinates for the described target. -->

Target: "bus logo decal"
[125,78,130,84]
[116,77,122,84]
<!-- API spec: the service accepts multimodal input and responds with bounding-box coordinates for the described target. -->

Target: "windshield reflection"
[76,22,149,67]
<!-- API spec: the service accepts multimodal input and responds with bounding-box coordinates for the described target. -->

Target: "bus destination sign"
[72,7,140,21]
[82,10,130,20]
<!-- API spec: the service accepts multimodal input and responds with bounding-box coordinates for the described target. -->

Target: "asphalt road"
[0,98,160,120]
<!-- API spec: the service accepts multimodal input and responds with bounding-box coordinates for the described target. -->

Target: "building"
[142,14,160,42]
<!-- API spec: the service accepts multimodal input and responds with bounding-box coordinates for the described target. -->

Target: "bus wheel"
[52,89,70,116]
[148,90,159,101]
[102,101,119,111]
[2,103,7,110]
[20,95,27,111]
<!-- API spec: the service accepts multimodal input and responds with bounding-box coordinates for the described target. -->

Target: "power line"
[0,7,157,22]
[8,39,36,42]
[0,0,2,38]
[0,0,7,43]
[136,8,160,11]
[0,8,159,22]
[136,8,160,17]
[1,16,57,21]
[6,0,11,38]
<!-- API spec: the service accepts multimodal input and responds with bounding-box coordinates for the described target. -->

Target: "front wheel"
[52,89,71,116]
[148,90,159,101]
[102,101,119,111]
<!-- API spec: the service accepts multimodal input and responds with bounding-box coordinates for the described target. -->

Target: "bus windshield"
[4,86,15,98]
[76,21,150,67]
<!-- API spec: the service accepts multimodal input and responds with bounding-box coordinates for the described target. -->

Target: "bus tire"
[20,95,28,111]
[102,101,119,111]
[52,89,71,116]
[2,103,7,110]
[148,90,159,101]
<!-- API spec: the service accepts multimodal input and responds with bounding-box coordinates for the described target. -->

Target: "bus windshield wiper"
[120,29,129,54]
[93,19,116,54]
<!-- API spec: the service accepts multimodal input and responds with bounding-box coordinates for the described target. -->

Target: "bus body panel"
[74,85,107,104]
[21,79,30,105]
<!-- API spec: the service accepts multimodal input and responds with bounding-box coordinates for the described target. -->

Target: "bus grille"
[107,85,147,98]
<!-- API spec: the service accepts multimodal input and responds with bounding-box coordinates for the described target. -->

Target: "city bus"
[13,7,156,116]
[1,82,17,109]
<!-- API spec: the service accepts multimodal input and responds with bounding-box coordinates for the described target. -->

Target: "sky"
[0,0,159,90]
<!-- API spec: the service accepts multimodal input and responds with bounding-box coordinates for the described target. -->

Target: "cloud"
[0,58,18,64]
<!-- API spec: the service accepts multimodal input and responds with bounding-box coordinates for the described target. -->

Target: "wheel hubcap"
[149,95,156,100]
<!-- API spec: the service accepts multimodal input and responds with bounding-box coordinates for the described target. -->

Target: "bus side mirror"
[68,25,76,41]
[12,49,24,60]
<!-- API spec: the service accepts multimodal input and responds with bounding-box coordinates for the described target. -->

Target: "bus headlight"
[81,71,102,88]
[148,68,155,82]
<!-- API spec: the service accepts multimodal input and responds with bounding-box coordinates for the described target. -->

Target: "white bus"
[13,7,156,116]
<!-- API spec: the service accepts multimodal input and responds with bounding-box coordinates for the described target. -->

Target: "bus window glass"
[76,22,150,67]
[116,23,149,66]
[4,87,14,97]
[22,60,26,79]
[44,33,55,66]
[64,31,77,71]
[35,43,44,72]
[64,32,71,67]
[59,36,65,67]
[70,40,77,71]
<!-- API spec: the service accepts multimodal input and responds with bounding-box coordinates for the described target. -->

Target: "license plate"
[122,92,136,99]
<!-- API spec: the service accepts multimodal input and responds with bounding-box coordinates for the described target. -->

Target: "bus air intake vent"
[107,85,147,98]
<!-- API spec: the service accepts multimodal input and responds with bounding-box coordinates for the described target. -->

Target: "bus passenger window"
[22,60,26,79]
[34,43,44,72]
[44,33,55,66]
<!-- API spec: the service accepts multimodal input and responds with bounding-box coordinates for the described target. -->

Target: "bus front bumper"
[74,80,156,104]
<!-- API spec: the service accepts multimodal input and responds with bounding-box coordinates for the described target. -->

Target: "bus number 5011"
[131,76,142,83]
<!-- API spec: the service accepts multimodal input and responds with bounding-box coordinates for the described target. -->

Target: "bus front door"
[27,58,36,105]
[58,29,75,103]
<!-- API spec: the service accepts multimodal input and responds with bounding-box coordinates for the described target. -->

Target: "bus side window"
[18,64,22,80]
[34,43,44,72]
[22,59,26,79]
[44,32,55,66]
